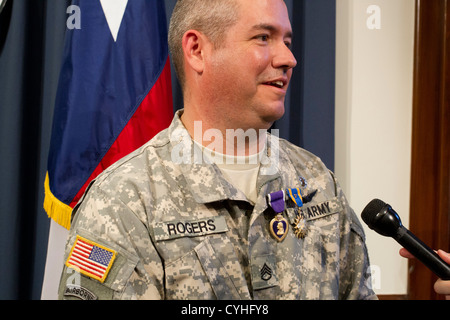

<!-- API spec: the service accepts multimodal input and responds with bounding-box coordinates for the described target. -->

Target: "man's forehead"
[250,23,293,38]
[236,0,292,34]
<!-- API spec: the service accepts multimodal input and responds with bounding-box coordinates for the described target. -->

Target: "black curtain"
[0,0,335,299]
[0,0,70,299]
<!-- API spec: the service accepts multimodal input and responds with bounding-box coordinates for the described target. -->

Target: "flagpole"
[40,220,69,300]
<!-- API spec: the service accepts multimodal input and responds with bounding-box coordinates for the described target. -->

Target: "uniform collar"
[167,110,283,205]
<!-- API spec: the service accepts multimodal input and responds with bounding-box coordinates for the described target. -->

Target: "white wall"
[335,0,415,295]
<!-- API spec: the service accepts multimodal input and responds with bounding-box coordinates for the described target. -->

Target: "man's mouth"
[265,80,284,88]
[263,78,287,89]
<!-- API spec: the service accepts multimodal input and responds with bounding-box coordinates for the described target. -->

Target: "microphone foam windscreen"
[361,198,387,226]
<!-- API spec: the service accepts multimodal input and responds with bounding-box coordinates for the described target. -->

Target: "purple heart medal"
[267,190,289,242]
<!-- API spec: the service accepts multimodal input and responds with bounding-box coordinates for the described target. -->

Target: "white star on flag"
[100,0,129,42]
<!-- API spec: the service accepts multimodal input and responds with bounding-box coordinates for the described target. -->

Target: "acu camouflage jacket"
[58,110,377,300]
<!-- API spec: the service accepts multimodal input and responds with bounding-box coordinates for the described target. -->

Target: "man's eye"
[257,34,269,42]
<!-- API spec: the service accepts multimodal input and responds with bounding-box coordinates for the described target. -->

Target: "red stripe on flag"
[75,241,92,254]
[69,255,106,274]
[68,259,105,279]
[72,249,89,259]
[78,240,94,250]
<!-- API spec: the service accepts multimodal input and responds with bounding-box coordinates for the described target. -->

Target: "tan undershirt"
[193,139,264,204]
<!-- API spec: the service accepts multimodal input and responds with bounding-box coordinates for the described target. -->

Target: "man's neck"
[180,107,268,157]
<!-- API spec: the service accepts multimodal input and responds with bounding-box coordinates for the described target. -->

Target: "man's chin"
[261,105,285,125]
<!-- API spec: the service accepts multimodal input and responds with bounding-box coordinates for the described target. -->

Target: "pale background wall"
[335,0,416,295]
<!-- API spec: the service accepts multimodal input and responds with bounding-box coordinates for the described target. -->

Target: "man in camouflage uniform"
[58,0,377,300]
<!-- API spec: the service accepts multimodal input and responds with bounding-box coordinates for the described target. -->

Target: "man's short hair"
[168,0,240,89]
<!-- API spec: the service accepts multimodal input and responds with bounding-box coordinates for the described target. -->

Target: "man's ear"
[182,30,208,75]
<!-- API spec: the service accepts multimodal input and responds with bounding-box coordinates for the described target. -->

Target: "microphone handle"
[395,227,450,280]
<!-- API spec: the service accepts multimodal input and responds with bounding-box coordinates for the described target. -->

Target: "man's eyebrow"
[250,23,293,38]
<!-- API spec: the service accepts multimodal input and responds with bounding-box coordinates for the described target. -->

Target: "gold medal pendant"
[286,188,307,239]
[269,214,289,242]
[293,212,307,239]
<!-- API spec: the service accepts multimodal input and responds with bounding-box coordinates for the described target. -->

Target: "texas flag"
[44,0,173,230]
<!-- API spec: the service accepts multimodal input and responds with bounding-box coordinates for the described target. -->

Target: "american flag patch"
[66,236,117,283]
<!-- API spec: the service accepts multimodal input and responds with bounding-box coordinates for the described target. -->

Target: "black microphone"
[361,198,450,280]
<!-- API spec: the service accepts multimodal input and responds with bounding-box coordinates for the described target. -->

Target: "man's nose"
[273,42,297,71]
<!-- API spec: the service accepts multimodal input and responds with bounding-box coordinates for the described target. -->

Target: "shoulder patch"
[63,285,98,300]
[66,235,117,283]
